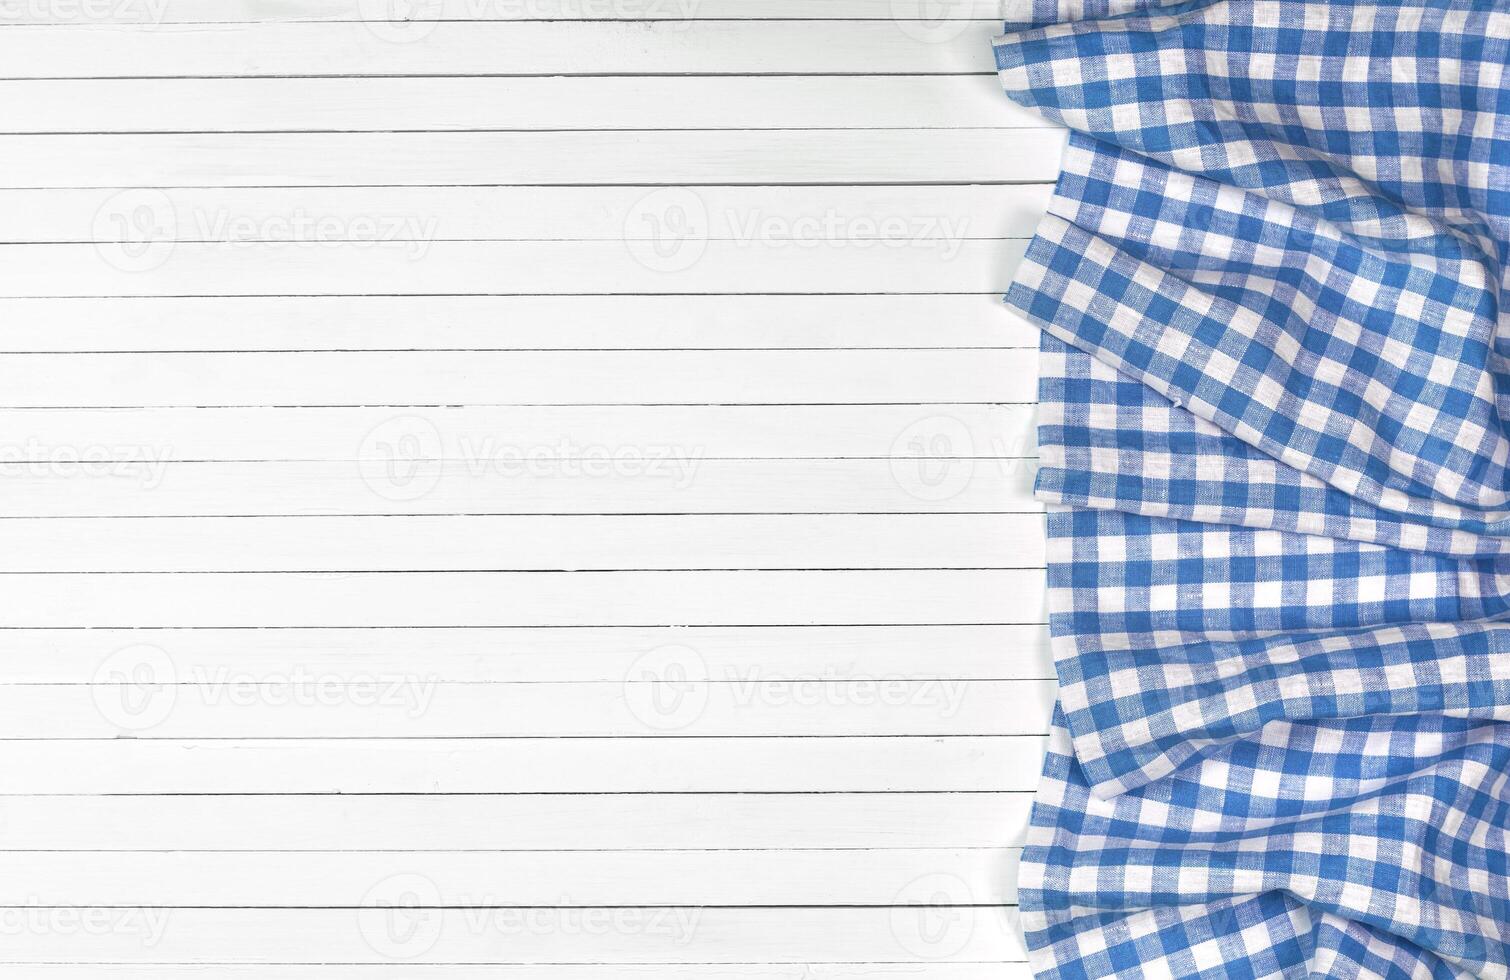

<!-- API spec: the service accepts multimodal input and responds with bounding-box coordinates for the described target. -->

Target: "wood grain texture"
[0,625,1052,682]
[0,907,1029,964]
[0,10,1059,972]
[0,75,1044,131]
[0,185,1054,244]
[0,20,1003,77]
[0,404,1038,458]
[0,791,1035,848]
[0,294,1045,350]
[0,130,1066,187]
[0,849,1024,906]
[0,737,1051,793]
[0,569,1044,627]
[0,968,1042,980]
[0,680,1059,737]
[0,1,1014,23]
[0,349,1039,405]
[0,514,1048,569]
[0,239,1029,297]
[0,459,1043,516]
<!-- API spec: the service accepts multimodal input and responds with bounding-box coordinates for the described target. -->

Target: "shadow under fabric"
[992,1,1510,976]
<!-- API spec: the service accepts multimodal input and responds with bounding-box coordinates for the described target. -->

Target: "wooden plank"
[0,625,1054,683]
[0,791,1035,849]
[0,967,1043,980]
[0,239,1026,297]
[0,185,1054,245]
[0,679,1058,738]
[0,76,1042,132]
[0,6,1057,973]
[0,459,1044,517]
[0,514,1048,570]
[0,350,1037,406]
[0,1,1013,24]
[0,569,1042,627]
[0,294,1045,351]
[0,849,1021,906]
[0,906,1027,965]
[0,130,1067,187]
[0,736,1050,793]
[0,20,1003,77]
[0,968,1040,980]
[0,403,1038,460]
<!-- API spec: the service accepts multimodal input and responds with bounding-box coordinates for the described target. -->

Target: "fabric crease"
[994,0,1510,976]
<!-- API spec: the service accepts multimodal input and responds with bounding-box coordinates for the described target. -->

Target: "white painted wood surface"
[0,5,1058,975]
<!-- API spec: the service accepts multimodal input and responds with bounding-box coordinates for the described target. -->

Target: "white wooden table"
[0,2,1059,975]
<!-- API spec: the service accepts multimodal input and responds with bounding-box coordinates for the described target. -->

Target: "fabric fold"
[994,1,1510,976]
[998,0,1510,542]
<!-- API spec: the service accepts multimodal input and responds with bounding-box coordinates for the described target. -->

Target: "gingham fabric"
[993,1,1510,977]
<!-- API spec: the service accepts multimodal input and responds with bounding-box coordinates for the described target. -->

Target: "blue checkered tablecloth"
[993,1,1510,976]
